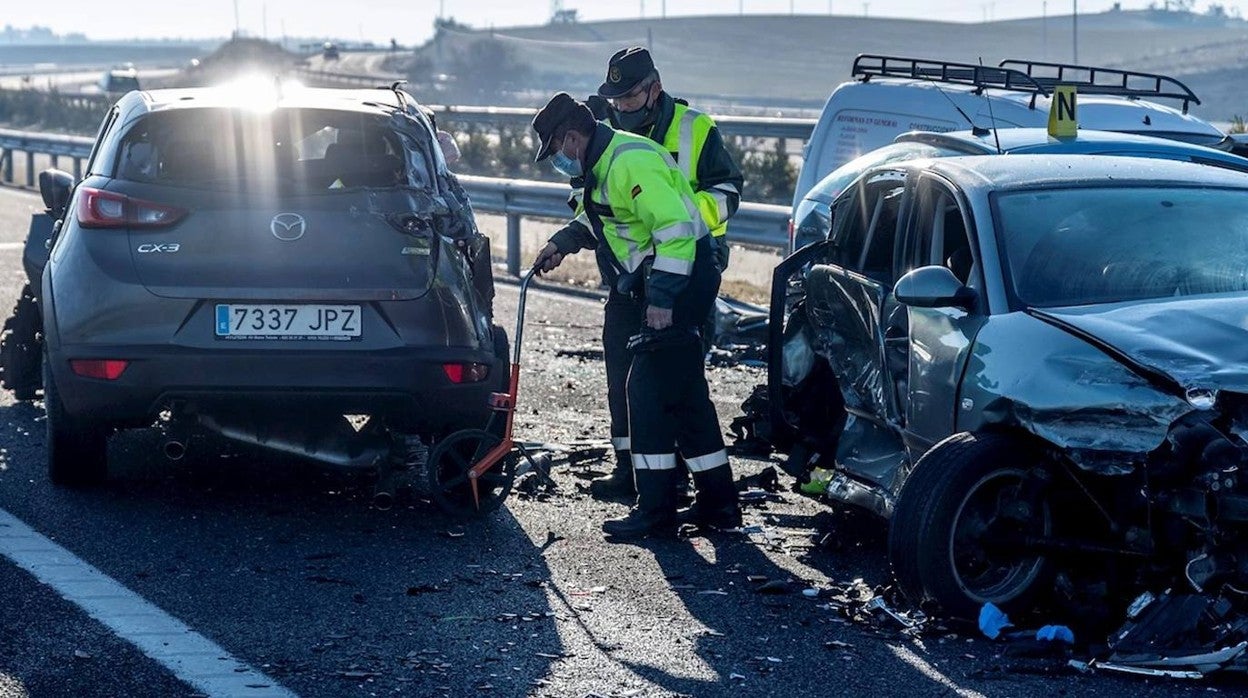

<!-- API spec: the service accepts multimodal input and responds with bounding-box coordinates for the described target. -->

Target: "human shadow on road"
[580,463,993,698]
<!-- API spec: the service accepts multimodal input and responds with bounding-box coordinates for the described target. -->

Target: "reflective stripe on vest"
[656,104,729,238]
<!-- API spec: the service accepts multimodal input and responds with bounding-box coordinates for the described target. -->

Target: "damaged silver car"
[767,154,1248,633]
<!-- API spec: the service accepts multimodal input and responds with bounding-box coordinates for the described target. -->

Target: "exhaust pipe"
[372,489,395,511]
[163,440,187,461]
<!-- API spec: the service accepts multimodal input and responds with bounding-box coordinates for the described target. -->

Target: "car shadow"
[0,404,566,697]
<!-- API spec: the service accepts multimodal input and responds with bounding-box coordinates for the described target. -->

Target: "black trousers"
[603,286,642,456]
[627,238,729,483]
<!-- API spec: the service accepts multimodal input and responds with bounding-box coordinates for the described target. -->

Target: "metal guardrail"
[0,128,93,183]
[0,129,791,275]
[425,106,816,141]
[457,174,789,275]
[291,71,817,141]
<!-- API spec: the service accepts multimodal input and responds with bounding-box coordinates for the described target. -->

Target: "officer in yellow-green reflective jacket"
[531,93,741,540]
[548,48,744,504]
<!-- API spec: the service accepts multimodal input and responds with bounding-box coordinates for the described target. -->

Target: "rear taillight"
[70,359,129,380]
[77,187,186,229]
[787,217,795,248]
[443,362,490,384]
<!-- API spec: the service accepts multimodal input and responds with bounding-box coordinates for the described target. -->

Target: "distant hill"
[400,10,1248,120]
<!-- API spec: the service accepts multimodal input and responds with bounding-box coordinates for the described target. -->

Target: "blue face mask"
[551,149,582,178]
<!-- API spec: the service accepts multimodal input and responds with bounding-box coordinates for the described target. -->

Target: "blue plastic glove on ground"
[1035,625,1075,644]
[979,602,1013,640]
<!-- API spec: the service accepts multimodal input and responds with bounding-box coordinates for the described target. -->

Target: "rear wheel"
[1,284,43,401]
[43,355,108,487]
[889,432,1052,620]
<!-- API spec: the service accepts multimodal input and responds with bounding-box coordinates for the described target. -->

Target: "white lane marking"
[0,242,24,250]
[889,644,988,698]
[0,509,297,698]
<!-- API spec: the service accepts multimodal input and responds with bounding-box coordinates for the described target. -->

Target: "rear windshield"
[114,108,433,193]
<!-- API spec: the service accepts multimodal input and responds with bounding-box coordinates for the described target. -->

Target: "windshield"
[996,186,1248,308]
[114,108,433,194]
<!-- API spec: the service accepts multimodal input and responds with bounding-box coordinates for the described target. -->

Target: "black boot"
[589,450,636,502]
[603,469,677,541]
[673,456,693,508]
[678,465,742,531]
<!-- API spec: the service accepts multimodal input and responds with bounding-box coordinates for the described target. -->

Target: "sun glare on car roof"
[212,74,305,111]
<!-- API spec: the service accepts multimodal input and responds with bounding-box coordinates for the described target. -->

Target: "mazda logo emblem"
[270,213,306,241]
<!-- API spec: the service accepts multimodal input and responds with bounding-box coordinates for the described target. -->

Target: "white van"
[794,55,1233,208]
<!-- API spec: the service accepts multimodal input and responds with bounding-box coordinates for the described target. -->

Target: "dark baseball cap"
[598,47,655,99]
[531,92,592,162]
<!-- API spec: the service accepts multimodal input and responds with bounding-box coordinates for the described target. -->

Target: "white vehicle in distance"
[794,55,1235,209]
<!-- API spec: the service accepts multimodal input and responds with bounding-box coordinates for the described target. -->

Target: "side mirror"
[39,169,75,219]
[895,265,977,310]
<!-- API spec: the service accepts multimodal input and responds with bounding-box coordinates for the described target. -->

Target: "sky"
[4,0,1243,44]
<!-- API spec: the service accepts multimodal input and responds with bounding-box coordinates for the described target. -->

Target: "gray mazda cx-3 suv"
[32,84,504,488]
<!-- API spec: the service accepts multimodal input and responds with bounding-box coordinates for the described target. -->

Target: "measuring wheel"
[426,429,518,517]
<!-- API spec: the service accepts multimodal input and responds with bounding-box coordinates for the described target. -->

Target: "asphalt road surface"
[0,184,1229,696]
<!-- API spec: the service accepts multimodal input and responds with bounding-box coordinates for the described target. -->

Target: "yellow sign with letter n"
[1048,85,1078,139]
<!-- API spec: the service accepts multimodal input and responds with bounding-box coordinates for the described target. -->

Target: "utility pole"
[1073,0,1079,63]
[863,2,869,16]
[262,3,267,39]
[233,0,240,39]
[1042,0,1047,60]
[662,0,667,18]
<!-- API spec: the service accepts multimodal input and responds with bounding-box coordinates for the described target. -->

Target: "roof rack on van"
[997,60,1200,113]
[852,54,1051,100]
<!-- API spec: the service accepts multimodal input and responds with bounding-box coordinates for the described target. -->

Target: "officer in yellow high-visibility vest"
[599,47,743,269]
[531,93,741,540]
[542,48,744,504]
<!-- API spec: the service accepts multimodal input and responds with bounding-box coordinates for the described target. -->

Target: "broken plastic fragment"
[864,596,922,629]
[1126,591,1156,619]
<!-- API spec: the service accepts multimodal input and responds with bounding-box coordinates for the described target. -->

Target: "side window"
[84,107,120,176]
[830,172,907,283]
[908,179,978,289]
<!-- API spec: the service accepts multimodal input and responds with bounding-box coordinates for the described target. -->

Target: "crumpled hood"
[1032,294,1248,395]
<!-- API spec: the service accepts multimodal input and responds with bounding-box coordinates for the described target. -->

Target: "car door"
[804,169,911,490]
[900,174,990,452]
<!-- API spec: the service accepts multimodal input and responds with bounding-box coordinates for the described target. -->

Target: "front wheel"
[43,355,108,487]
[889,432,1052,620]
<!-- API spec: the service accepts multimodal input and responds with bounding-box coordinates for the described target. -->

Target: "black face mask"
[612,87,658,133]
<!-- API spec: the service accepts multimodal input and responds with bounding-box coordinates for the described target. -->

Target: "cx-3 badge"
[270,213,306,241]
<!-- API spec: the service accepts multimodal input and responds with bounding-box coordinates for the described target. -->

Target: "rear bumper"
[48,344,501,431]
